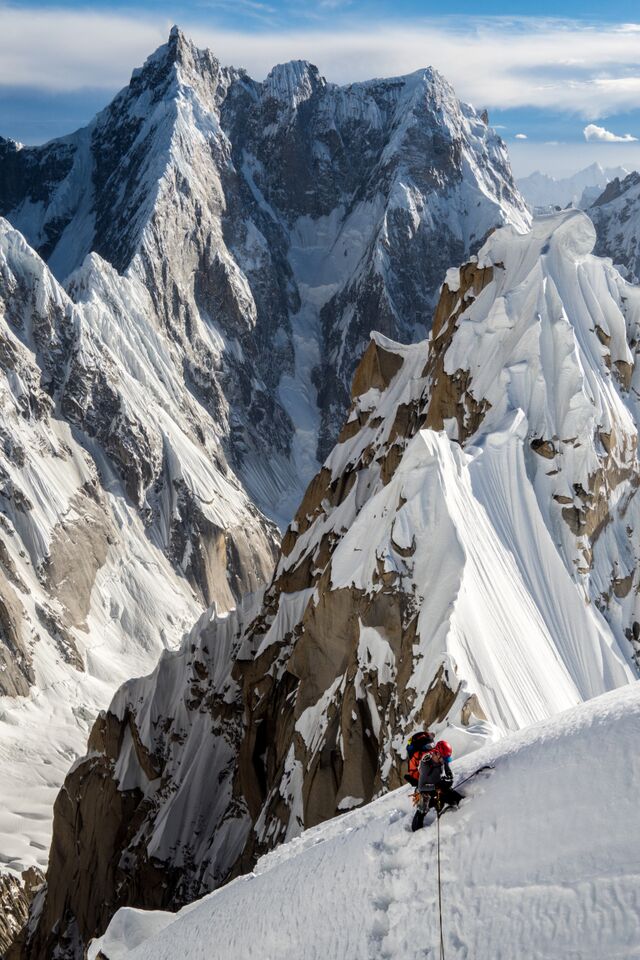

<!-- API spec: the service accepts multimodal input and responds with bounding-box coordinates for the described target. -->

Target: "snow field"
[91,681,640,960]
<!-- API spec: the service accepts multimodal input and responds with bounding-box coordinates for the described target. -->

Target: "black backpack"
[406,730,434,759]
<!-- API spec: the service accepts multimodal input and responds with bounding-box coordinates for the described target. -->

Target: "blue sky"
[15,0,640,23]
[2,1,640,176]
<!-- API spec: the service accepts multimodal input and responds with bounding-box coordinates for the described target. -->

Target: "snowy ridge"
[220,209,640,851]
[22,210,640,959]
[91,681,640,960]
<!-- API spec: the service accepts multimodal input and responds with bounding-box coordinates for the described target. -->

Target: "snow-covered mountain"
[0,27,528,479]
[590,171,640,284]
[88,680,640,960]
[517,162,629,213]
[0,217,278,946]
[0,26,529,928]
[18,210,640,960]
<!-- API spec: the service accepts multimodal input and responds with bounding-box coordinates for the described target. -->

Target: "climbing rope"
[436,800,445,960]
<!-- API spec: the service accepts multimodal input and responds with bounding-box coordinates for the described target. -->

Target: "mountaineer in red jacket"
[411,740,463,832]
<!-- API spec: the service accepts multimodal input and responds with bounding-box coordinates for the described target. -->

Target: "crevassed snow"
[90,681,640,960]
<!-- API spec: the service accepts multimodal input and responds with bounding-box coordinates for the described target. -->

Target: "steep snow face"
[590,171,640,284]
[517,162,630,213]
[89,681,640,960]
[0,28,528,506]
[0,217,277,894]
[24,210,640,960]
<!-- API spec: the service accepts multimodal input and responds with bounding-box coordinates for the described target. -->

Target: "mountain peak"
[165,23,195,65]
[262,59,325,107]
[130,26,219,92]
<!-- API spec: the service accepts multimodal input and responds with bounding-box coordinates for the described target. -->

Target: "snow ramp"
[91,681,640,960]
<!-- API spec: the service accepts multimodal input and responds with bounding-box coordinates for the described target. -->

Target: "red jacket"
[405,746,432,785]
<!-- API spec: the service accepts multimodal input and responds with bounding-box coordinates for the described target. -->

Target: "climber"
[404,730,435,787]
[411,740,464,832]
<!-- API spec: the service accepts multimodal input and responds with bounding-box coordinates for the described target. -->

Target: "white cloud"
[584,123,638,143]
[2,7,640,120]
[515,133,528,139]
[0,6,168,91]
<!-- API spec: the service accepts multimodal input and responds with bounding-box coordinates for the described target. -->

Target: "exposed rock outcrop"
[0,869,43,957]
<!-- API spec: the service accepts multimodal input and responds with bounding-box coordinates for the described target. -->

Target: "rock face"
[0,869,43,956]
[590,171,640,284]
[0,27,528,893]
[20,210,640,959]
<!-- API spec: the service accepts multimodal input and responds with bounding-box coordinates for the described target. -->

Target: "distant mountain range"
[517,162,630,212]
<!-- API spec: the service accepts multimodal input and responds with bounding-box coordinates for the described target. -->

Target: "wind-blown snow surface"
[90,681,640,960]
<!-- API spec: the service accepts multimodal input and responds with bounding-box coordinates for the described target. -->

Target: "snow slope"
[90,680,640,960]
